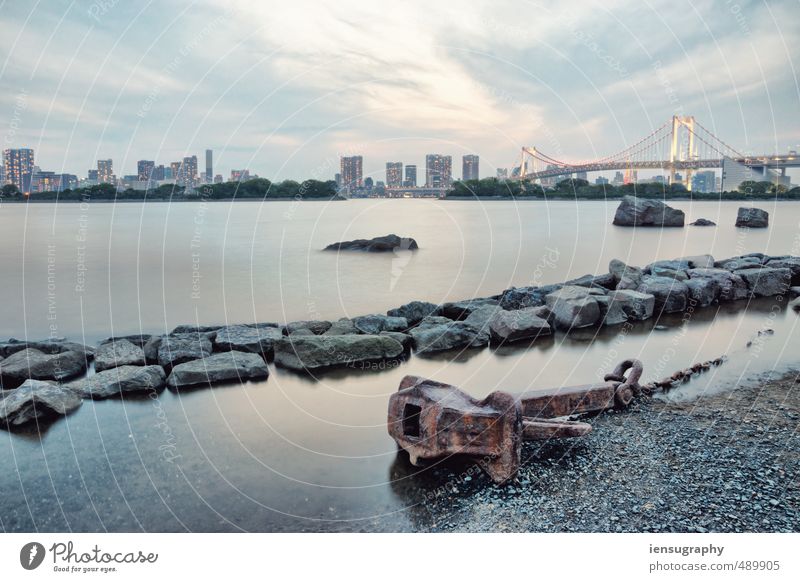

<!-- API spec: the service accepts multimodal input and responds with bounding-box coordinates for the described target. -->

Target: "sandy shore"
[390,369,799,532]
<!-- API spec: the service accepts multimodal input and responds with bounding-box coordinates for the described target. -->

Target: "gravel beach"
[390,369,799,532]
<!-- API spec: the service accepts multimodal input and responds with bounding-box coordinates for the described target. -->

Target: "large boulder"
[284,320,332,335]
[274,335,405,372]
[0,338,94,360]
[606,290,655,321]
[734,267,791,297]
[609,259,643,290]
[409,321,489,354]
[166,351,269,388]
[324,234,418,252]
[765,257,800,285]
[488,308,551,343]
[681,255,716,269]
[387,301,440,325]
[545,286,601,329]
[439,297,500,320]
[143,335,163,364]
[68,365,166,399]
[499,284,562,310]
[323,318,360,336]
[715,256,762,271]
[637,276,689,314]
[735,207,769,228]
[157,333,213,369]
[0,380,82,427]
[0,348,88,389]
[212,325,283,358]
[612,195,684,227]
[564,273,615,290]
[352,314,408,334]
[685,277,720,307]
[594,295,628,326]
[687,268,749,301]
[689,218,716,226]
[94,339,146,372]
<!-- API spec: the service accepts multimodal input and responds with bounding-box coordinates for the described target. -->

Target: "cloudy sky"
[1,0,799,181]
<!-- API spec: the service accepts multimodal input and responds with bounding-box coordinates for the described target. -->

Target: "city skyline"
[2,1,799,183]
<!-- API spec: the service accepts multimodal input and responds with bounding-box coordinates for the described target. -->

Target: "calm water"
[1,199,799,531]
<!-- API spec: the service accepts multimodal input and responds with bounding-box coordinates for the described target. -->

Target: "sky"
[1,0,799,182]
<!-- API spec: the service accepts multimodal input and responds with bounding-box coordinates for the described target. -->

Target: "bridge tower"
[669,115,696,191]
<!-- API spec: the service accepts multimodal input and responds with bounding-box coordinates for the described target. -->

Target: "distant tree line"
[445,178,800,200]
[0,179,341,202]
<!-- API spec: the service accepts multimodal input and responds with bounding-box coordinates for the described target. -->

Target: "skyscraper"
[386,162,403,187]
[404,165,417,187]
[462,155,479,181]
[182,155,198,187]
[97,159,113,184]
[137,160,155,182]
[340,156,363,191]
[425,154,452,188]
[205,149,213,183]
[3,148,34,191]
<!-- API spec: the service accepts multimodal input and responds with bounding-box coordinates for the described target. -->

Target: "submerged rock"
[68,365,166,399]
[689,218,716,226]
[352,314,408,334]
[323,318,360,336]
[735,207,769,228]
[499,284,562,311]
[409,321,488,354]
[284,320,332,335]
[94,339,146,372]
[735,267,791,297]
[0,380,82,427]
[688,268,749,302]
[765,257,800,285]
[324,234,418,252]
[439,297,500,320]
[545,286,602,329]
[387,301,440,325]
[166,351,269,387]
[685,277,720,307]
[612,195,685,227]
[274,335,405,372]
[488,308,551,343]
[606,290,655,321]
[0,348,88,389]
[157,334,213,369]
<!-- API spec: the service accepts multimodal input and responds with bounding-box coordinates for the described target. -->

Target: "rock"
[0,380,82,427]
[439,297,500,320]
[464,304,501,331]
[606,290,655,321]
[735,207,769,228]
[545,286,601,329]
[690,218,716,226]
[715,256,762,271]
[649,266,688,281]
[323,234,418,252]
[594,295,628,326]
[565,273,615,290]
[284,320,332,335]
[646,259,691,273]
[157,333,213,369]
[734,267,791,297]
[0,348,88,389]
[687,268,750,301]
[352,314,408,334]
[379,331,414,350]
[288,328,317,336]
[415,316,455,329]
[765,258,800,285]
[0,338,94,360]
[789,286,800,298]
[609,259,643,290]
[499,284,562,310]
[143,335,163,364]
[488,308,551,343]
[100,334,152,348]
[637,276,689,314]
[166,351,269,387]
[685,277,720,307]
[612,195,685,227]
[274,335,405,372]
[212,325,283,358]
[94,339,146,372]
[387,301,440,325]
[680,255,716,269]
[323,318,360,336]
[68,365,166,399]
[409,321,489,353]
[170,324,222,335]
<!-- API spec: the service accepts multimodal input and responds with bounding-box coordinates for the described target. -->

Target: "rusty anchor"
[387,359,643,484]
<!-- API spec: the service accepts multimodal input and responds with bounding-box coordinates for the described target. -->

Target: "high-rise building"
[386,162,403,188]
[3,148,35,191]
[169,162,181,181]
[137,160,155,182]
[496,168,508,180]
[205,149,213,183]
[425,154,452,188]
[576,171,588,181]
[230,169,250,182]
[404,165,417,187]
[97,159,113,184]
[152,165,165,181]
[692,170,716,193]
[340,156,363,191]
[462,155,479,181]
[182,155,198,187]
[334,173,342,188]
[214,174,223,184]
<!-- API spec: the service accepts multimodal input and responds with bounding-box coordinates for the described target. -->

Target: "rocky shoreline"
[1,251,799,428]
[392,369,799,532]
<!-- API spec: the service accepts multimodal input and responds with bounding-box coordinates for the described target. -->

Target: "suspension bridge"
[517,116,799,190]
